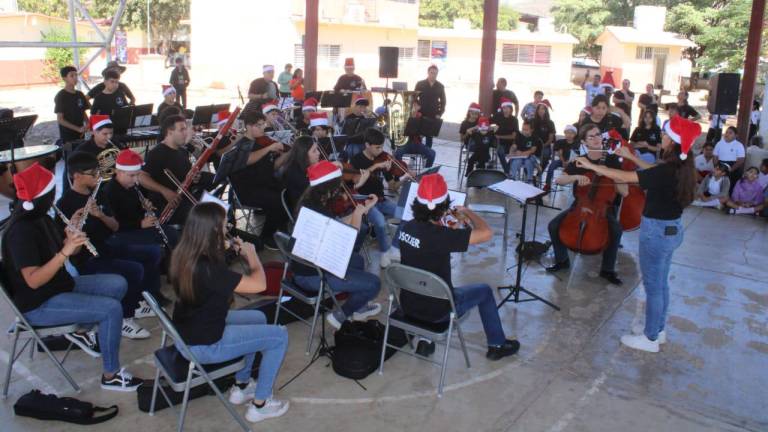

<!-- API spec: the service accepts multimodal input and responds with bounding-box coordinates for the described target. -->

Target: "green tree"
[419,0,518,30]
[41,27,86,82]
[551,0,611,62]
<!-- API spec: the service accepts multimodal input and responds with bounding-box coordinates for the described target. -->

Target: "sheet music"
[135,115,152,127]
[292,207,357,279]
[488,180,544,203]
[400,182,466,222]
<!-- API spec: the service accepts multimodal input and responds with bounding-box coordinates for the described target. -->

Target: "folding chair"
[272,232,343,355]
[0,262,80,398]
[280,188,295,230]
[227,179,266,238]
[379,264,471,398]
[141,292,252,432]
[465,169,510,249]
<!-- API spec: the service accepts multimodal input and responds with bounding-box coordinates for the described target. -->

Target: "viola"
[372,151,413,179]
[607,129,645,232]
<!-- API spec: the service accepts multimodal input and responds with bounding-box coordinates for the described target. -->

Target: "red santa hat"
[309,112,330,128]
[263,64,274,73]
[664,115,701,160]
[499,97,514,109]
[13,162,55,211]
[468,102,482,113]
[537,99,553,111]
[344,57,354,67]
[477,116,490,130]
[115,148,143,172]
[353,95,369,106]
[416,173,448,210]
[261,100,279,114]
[89,114,112,131]
[302,97,319,112]
[162,84,176,97]
[307,160,341,187]
[214,109,231,128]
[600,71,616,89]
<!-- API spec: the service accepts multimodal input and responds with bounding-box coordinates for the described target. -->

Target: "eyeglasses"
[82,169,100,177]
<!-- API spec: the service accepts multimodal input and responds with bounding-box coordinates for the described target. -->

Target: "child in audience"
[758,158,768,191]
[692,163,731,208]
[726,167,765,215]
[695,142,715,182]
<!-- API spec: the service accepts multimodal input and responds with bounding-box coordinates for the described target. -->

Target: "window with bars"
[417,40,431,59]
[294,44,305,68]
[501,44,551,64]
[319,44,341,68]
[398,47,415,63]
[636,46,669,60]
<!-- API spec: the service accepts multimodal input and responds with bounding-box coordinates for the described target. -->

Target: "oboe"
[134,186,171,249]
[52,204,99,257]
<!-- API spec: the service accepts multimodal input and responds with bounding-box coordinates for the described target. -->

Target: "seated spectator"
[695,142,716,182]
[726,167,765,215]
[521,90,544,122]
[758,158,768,190]
[692,163,731,208]
[544,124,578,190]
[507,121,541,183]
[630,110,662,165]
[465,117,496,176]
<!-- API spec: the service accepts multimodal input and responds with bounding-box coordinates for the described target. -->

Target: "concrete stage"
[1,139,766,432]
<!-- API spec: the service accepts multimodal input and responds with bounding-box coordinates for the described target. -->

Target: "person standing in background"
[278,64,293,98]
[169,57,190,109]
[414,65,446,149]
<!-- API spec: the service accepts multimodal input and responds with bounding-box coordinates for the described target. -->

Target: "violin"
[314,137,367,217]
[440,209,469,229]
[607,129,645,232]
[372,151,414,179]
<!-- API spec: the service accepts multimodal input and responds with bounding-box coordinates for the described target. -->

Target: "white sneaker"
[631,324,667,344]
[245,398,290,423]
[352,302,382,321]
[379,247,401,268]
[133,300,156,319]
[122,318,151,339]
[229,379,258,405]
[620,334,660,353]
[326,310,345,330]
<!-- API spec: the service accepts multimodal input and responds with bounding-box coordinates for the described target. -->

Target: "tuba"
[386,91,417,147]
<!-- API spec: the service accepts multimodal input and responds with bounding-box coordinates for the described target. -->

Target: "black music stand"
[320,92,352,109]
[492,184,560,311]
[112,104,154,134]
[0,114,37,175]
[192,103,230,127]
[404,116,443,138]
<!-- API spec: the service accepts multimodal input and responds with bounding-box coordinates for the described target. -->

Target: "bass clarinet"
[134,186,171,249]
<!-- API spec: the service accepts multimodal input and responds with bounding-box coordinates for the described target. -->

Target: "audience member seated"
[465,117,496,176]
[692,163,731,209]
[726,167,765,215]
[507,121,541,183]
[544,124,579,190]
[695,142,715,182]
[629,110,661,164]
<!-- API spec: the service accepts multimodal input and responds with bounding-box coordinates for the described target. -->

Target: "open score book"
[291,207,358,279]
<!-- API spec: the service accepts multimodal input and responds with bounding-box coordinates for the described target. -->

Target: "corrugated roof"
[417,27,578,44]
[596,26,696,48]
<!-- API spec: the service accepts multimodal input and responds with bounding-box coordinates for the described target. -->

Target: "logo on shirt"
[77,99,83,108]
[116,97,125,106]
[398,231,420,249]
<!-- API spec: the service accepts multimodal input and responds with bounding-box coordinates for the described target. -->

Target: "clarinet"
[76,177,103,232]
[52,204,99,257]
[134,186,171,249]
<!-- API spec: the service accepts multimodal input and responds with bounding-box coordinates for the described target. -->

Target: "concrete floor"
[2,138,767,432]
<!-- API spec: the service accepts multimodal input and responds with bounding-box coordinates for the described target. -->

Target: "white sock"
[735,207,756,214]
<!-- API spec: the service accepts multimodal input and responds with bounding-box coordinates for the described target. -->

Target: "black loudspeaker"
[707,73,740,115]
[379,47,399,79]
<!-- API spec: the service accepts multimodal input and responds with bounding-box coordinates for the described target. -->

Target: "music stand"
[192,103,230,126]
[489,180,560,311]
[404,116,443,138]
[0,114,37,175]
[320,92,352,109]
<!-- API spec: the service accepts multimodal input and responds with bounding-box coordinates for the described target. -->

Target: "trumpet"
[134,185,171,249]
[52,204,99,257]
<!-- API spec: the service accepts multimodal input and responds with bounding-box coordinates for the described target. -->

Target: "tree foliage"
[41,27,86,82]
[550,0,611,62]
[419,0,519,30]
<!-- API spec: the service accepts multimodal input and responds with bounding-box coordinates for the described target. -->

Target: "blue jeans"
[187,310,288,400]
[293,254,381,318]
[639,216,683,341]
[425,135,434,149]
[453,283,507,346]
[497,143,510,173]
[509,156,536,181]
[638,152,656,165]
[79,257,144,318]
[103,238,163,296]
[544,159,563,187]
[24,274,127,373]
[395,138,436,167]
[366,199,400,252]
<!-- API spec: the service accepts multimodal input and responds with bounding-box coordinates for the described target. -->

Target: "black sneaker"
[545,259,570,273]
[101,368,144,392]
[415,339,436,357]
[599,270,623,286]
[486,339,520,361]
[65,331,101,358]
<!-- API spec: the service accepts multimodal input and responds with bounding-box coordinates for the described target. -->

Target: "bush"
[41,27,86,83]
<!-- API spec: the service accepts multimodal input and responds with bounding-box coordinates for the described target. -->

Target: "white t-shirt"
[758,172,768,190]
[695,154,715,173]
[707,177,723,196]
[709,114,727,129]
[713,139,745,162]
[751,110,760,126]
[584,83,601,106]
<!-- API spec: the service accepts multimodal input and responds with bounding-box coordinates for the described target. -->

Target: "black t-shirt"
[615,102,631,117]
[228,137,281,204]
[3,218,74,313]
[553,138,578,161]
[157,101,183,117]
[492,112,519,148]
[169,66,190,88]
[282,161,309,207]
[459,119,478,137]
[54,89,90,142]
[492,89,518,112]
[513,133,541,156]
[105,180,146,231]
[579,113,623,135]
[637,163,683,220]
[91,89,129,115]
[564,154,621,198]
[350,152,392,197]
[677,103,699,120]
[172,257,242,346]
[248,78,278,99]
[414,79,446,117]
[532,119,555,147]
[88,82,135,101]
[143,143,192,206]
[398,220,471,322]
[630,126,661,154]
[74,138,117,159]
[333,74,364,92]
[56,188,113,267]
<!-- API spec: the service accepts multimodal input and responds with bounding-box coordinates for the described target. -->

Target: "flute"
[52,204,99,257]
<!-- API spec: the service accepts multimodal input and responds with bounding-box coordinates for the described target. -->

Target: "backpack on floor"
[14,390,118,425]
[331,320,408,380]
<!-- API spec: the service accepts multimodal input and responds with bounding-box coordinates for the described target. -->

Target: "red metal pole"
[736,0,765,144]
[305,0,319,92]
[479,0,499,115]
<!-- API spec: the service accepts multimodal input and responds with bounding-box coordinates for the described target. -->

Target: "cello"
[557,150,617,255]
[607,129,645,231]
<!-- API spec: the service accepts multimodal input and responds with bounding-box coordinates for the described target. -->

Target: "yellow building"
[0,12,102,87]
[595,6,695,91]
[190,0,576,94]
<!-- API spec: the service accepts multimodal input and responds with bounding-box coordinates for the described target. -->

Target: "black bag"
[14,390,118,425]
[331,320,408,380]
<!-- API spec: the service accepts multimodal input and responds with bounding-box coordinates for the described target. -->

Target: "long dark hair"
[294,177,343,218]
[283,136,315,174]
[659,142,696,208]
[169,203,227,303]
[411,198,452,223]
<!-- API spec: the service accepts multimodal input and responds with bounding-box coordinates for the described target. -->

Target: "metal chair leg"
[454,321,471,368]
[35,333,80,393]
[2,327,20,399]
[149,367,162,415]
[177,364,195,432]
[378,296,394,375]
[306,291,324,355]
[438,318,454,398]
[203,367,252,432]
